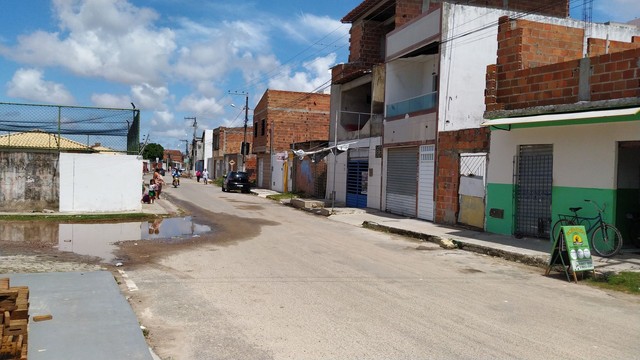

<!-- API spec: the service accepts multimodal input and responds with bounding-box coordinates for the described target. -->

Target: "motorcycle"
[172,176,180,188]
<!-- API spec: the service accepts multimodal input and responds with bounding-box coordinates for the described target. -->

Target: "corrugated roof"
[0,130,94,151]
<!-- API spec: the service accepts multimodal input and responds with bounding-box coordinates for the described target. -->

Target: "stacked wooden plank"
[0,278,28,360]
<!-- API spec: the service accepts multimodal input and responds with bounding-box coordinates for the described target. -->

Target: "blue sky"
[0,0,638,151]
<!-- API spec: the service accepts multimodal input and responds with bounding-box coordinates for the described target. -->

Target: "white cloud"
[3,0,176,86]
[280,13,349,45]
[178,94,224,117]
[268,53,335,93]
[131,84,170,111]
[91,93,130,108]
[6,68,75,104]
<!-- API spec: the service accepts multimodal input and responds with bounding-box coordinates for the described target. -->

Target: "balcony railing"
[386,91,437,118]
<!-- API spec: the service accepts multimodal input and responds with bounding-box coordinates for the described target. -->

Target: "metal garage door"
[386,147,417,217]
[417,145,435,221]
[346,159,368,208]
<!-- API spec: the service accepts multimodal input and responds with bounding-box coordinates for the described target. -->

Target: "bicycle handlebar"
[584,199,605,213]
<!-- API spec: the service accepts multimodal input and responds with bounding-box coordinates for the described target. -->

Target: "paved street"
[123,177,640,360]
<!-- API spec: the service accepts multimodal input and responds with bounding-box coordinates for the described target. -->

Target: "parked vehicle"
[222,171,251,193]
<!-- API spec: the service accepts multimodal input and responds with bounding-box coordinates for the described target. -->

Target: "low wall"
[0,151,59,212]
[59,153,142,212]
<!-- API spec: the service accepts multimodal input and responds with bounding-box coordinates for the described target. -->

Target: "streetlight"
[229,91,249,171]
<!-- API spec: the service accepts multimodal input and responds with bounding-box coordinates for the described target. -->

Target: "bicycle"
[551,200,623,257]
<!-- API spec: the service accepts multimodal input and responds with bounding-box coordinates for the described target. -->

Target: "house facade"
[212,126,247,179]
[482,16,640,240]
[330,0,571,224]
[252,89,330,191]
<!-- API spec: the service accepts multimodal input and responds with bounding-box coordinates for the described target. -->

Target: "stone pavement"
[250,188,640,275]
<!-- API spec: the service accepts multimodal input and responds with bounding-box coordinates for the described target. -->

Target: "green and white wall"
[485,119,640,236]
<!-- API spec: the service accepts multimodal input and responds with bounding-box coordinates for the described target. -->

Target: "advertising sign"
[546,225,594,282]
[561,226,594,272]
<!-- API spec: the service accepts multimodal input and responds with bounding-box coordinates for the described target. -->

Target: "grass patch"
[266,192,301,201]
[212,177,224,187]
[587,271,640,294]
[0,213,156,223]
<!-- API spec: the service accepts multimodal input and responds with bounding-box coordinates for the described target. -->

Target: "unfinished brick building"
[251,90,330,190]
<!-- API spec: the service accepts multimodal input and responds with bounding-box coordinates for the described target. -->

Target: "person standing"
[202,169,209,184]
[196,170,202,182]
[153,168,165,199]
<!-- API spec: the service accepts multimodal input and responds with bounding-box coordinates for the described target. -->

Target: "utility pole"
[229,91,249,171]
[180,139,188,170]
[185,117,196,173]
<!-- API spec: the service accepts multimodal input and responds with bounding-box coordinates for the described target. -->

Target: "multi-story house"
[212,126,246,179]
[482,16,640,241]
[191,134,204,173]
[252,89,330,191]
[331,0,573,226]
[327,0,407,210]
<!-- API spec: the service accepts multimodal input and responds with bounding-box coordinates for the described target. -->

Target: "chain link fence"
[0,102,140,154]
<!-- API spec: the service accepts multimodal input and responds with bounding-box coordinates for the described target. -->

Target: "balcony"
[386,91,437,118]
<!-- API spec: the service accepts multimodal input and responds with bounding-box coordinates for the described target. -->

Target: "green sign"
[561,226,594,272]
[546,225,595,282]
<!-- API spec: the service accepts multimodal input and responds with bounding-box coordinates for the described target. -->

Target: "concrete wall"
[487,121,640,188]
[0,151,59,212]
[438,4,505,131]
[59,153,142,212]
[203,129,213,178]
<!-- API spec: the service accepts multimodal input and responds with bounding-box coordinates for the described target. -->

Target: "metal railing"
[386,91,438,117]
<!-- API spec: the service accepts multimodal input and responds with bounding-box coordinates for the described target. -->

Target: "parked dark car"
[222,171,251,193]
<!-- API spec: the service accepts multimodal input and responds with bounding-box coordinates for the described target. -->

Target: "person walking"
[196,170,201,182]
[202,169,209,184]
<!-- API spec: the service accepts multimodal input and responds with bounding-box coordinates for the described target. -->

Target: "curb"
[362,220,550,269]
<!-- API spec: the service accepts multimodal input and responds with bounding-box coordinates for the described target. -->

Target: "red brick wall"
[396,0,423,28]
[348,20,386,65]
[435,128,490,224]
[588,36,640,56]
[496,17,583,74]
[253,90,330,154]
[486,16,640,111]
[590,48,640,101]
[219,127,244,154]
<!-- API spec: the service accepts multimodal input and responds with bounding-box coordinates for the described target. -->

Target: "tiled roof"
[0,130,94,151]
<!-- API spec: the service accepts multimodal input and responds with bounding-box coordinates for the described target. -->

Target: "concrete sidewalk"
[6,271,153,360]
[251,188,640,275]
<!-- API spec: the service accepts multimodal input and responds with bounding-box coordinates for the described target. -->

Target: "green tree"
[142,143,164,161]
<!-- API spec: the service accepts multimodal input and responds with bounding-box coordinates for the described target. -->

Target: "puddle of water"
[0,216,211,263]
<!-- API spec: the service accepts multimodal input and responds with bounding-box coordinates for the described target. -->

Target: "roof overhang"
[481,107,640,130]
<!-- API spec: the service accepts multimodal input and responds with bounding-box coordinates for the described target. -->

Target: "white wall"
[203,129,213,177]
[439,4,504,132]
[386,8,440,60]
[384,112,437,144]
[487,121,640,189]
[367,137,383,210]
[326,145,348,204]
[59,153,143,212]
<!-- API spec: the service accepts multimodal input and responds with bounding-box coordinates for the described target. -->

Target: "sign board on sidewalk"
[545,225,594,282]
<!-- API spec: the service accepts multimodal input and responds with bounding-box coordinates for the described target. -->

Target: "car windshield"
[231,172,248,181]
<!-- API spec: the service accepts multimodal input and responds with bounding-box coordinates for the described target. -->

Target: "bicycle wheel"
[551,219,574,242]
[591,223,623,257]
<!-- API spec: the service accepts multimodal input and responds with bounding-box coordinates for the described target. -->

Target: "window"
[253,123,258,137]
[261,119,266,136]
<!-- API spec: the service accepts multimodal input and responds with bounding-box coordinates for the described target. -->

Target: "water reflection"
[0,216,211,262]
